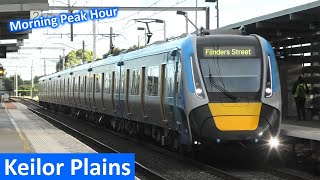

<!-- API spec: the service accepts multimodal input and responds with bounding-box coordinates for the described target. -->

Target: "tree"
[3,77,13,91]
[56,55,63,72]
[56,49,94,71]
[34,75,43,84]
[18,85,30,96]
[3,75,23,93]
[102,45,142,58]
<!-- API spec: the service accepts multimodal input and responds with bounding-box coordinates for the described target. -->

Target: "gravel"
[18,99,223,180]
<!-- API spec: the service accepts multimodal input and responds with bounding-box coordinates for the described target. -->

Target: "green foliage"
[102,45,143,58]
[18,85,31,96]
[3,78,13,91]
[3,75,40,95]
[56,56,63,72]
[33,75,43,84]
[56,49,94,71]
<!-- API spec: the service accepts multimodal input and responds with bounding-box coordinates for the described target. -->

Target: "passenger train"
[38,32,282,151]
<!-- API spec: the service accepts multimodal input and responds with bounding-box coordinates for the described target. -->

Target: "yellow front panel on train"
[208,103,262,131]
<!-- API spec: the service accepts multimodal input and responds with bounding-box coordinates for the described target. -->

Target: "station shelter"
[220,1,320,120]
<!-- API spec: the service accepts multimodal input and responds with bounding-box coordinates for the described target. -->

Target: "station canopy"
[219,1,320,117]
[0,0,49,53]
[220,0,320,54]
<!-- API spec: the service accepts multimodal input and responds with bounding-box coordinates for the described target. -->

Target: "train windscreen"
[196,36,262,101]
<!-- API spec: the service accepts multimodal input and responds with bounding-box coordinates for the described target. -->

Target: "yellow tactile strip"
[6,108,96,153]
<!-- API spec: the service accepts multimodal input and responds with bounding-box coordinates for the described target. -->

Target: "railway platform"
[281,116,320,142]
[0,101,96,153]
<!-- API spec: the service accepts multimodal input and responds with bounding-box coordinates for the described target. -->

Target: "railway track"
[12,98,167,180]
[225,168,311,180]
[14,98,313,180]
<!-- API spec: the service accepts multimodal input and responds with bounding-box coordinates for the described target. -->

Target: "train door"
[125,69,130,119]
[84,76,87,109]
[58,80,60,104]
[69,77,72,107]
[164,51,181,126]
[92,74,96,110]
[86,74,90,110]
[88,72,95,110]
[101,73,105,109]
[141,66,147,119]
[111,71,116,113]
[77,76,81,108]
[72,77,76,107]
[115,61,124,118]
[63,79,66,105]
[160,64,167,123]
[66,78,70,105]
[77,76,83,108]
[92,74,96,109]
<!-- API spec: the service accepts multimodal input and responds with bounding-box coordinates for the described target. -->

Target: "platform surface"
[0,102,96,153]
[281,116,320,141]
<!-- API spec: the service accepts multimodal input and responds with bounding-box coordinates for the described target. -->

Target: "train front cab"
[189,35,282,149]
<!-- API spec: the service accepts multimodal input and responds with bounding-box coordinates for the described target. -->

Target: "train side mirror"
[170,49,178,60]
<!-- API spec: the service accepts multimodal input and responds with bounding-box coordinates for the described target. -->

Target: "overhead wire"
[99,0,163,25]
[113,0,189,34]
[84,0,164,41]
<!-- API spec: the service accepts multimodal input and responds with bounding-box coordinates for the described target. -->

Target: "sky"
[1,0,318,80]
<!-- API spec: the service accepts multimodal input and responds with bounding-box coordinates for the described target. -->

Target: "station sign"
[30,11,42,19]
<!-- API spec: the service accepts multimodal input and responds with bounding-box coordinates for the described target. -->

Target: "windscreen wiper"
[208,74,237,101]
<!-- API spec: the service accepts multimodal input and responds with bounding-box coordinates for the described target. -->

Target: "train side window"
[78,76,80,93]
[58,79,62,98]
[81,77,84,93]
[53,81,55,98]
[111,71,115,95]
[147,66,159,96]
[73,77,78,94]
[105,72,111,94]
[120,70,125,94]
[74,77,77,93]
[115,71,119,93]
[87,75,92,93]
[92,75,95,93]
[126,69,130,95]
[95,74,101,93]
[131,70,137,95]
[131,70,140,95]
[56,80,58,97]
[63,79,68,96]
[71,77,76,97]
[101,73,105,95]
[67,78,70,96]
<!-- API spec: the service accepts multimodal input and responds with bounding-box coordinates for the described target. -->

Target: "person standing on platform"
[292,76,309,120]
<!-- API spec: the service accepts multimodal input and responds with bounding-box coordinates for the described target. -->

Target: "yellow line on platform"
[5,109,32,153]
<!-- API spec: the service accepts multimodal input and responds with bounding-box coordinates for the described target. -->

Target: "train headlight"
[268,137,280,149]
[191,55,205,99]
[196,87,203,94]
[195,82,205,98]
[265,87,272,98]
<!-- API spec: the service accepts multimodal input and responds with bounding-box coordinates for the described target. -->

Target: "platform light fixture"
[133,18,166,43]
[137,27,146,47]
[176,11,198,34]
[177,11,188,33]
[205,0,219,28]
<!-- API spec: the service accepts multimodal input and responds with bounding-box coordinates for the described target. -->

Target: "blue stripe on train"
[181,37,195,93]
[263,39,280,92]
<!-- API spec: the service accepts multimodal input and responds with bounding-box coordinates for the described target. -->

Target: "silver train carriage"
[38,34,281,150]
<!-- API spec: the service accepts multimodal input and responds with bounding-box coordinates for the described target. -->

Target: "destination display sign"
[203,46,256,58]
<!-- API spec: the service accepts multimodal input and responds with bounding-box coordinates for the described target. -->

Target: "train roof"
[39,34,194,82]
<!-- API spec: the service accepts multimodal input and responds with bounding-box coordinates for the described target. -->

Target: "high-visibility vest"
[294,83,307,98]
